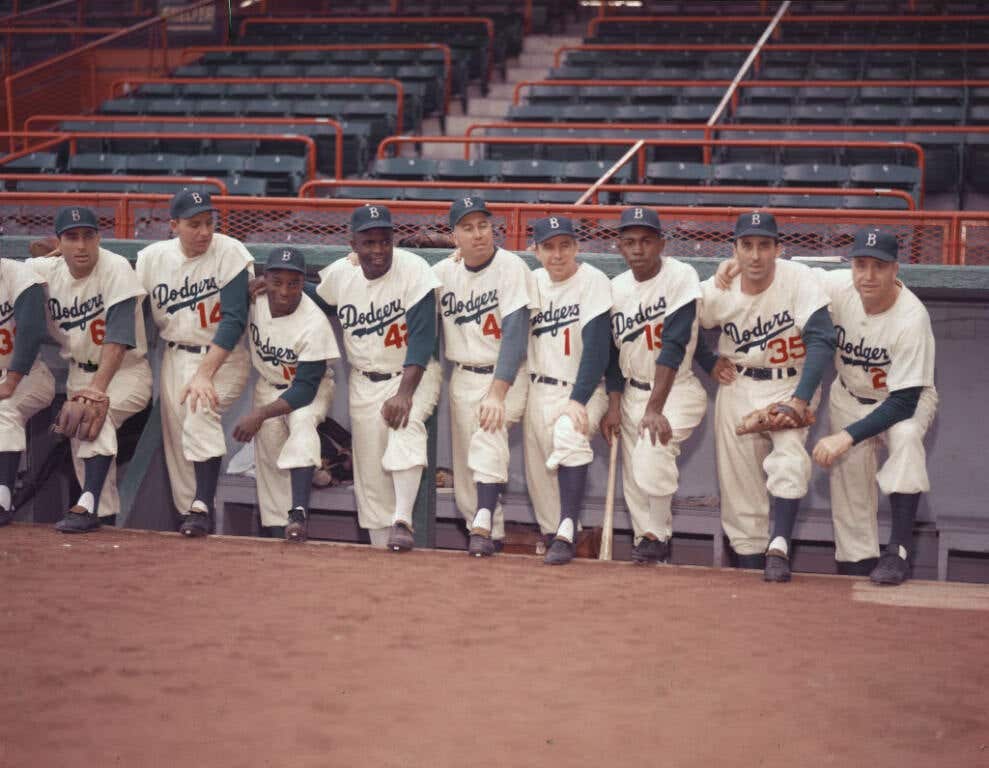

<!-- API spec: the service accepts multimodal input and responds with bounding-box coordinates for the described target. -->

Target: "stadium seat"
[137,82,178,98]
[781,163,850,187]
[498,159,564,183]
[242,155,307,195]
[560,104,614,122]
[144,98,192,117]
[613,105,670,123]
[743,86,797,105]
[627,85,678,105]
[906,131,961,195]
[913,86,965,105]
[67,153,127,174]
[734,104,791,123]
[100,98,144,116]
[183,155,248,177]
[226,83,271,100]
[215,64,256,78]
[907,105,963,125]
[372,157,439,180]
[797,86,852,105]
[842,194,910,211]
[857,86,911,105]
[712,162,781,187]
[403,188,458,202]
[669,104,712,123]
[577,85,627,105]
[484,128,549,161]
[622,191,697,207]
[843,131,908,165]
[478,189,540,203]
[126,153,186,175]
[507,104,561,122]
[716,130,780,164]
[243,50,279,65]
[648,129,707,163]
[537,190,585,204]
[681,86,725,105]
[184,82,227,99]
[243,99,292,117]
[848,104,906,125]
[2,151,61,173]
[15,179,78,192]
[768,193,845,209]
[849,163,921,195]
[433,159,500,182]
[332,185,401,200]
[791,104,846,125]
[645,161,713,185]
[74,180,136,193]
[561,160,633,185]
[528,85,577,104]
[257,64,300,78]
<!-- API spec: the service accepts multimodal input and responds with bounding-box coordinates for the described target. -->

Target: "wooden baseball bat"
[599,433,620,561]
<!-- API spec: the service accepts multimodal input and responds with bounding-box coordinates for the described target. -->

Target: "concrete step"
[420,142,468,160]
[466,98,514,118]
[444,114,491,135]
[485,82,517,100]
[523,34,583,52]
[504,65,552,82]
[518,51,556,69]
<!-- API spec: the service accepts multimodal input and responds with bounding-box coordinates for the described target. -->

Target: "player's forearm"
[656,301,694,371]
[90,342,127,392]
[792,307,836,403]
[486,377,510,401]
[845,386,922,445]
[257,396,293,422]
[210,270,248,351]
[493,307,528,384]
[403,292,436,369]
[8,284,46,375]
[396,363,426,399]
[646,363,676,414]
[279,360,326,410]
[195,343,231,380]
[570,313,611,405]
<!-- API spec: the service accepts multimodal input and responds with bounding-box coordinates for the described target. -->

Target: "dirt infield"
[1,525,986,768]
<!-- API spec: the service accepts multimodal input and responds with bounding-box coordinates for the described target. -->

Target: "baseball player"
[232,247,339,542]
[432,196,533,557]
[24,206,151,533]
[809,228,937,585]
[136,190,252,537]
[696,211,835,582]
[0,257,54,527]
[524,215,612,566]
[599,207,707,563]
[305,204,441,550]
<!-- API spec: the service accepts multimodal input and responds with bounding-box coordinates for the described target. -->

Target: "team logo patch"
[724,311,794,353]
[835,325,891,369]
[49,294,105,332]
[440,288,499,325]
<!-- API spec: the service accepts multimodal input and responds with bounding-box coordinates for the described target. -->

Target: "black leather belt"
[73,359,99,372]
[840,376,878,405]
[167,341,207,354]
[530,373,570,387]
[360,369,402,382]
[736,364,798,381]
[457,363,495,375]
[628,378,651,391]
[273,382,289,390]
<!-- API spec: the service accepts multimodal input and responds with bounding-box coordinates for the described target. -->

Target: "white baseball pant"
[348,360,442,531]
[67,361,153,519]
[160,343,250,513]
[253,374,335,528]
[0,360,55,453]
[448,364,528,540]
[523,380,609,535]
[619,375,707,543]
[715,374,819,556]
[827,380,938,563]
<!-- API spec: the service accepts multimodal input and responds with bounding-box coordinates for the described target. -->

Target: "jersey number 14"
[196,301,222,328]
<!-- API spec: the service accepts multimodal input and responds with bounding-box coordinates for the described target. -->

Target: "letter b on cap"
[634,208,644,219]
[866,232,878,247]
[71,209,81,222]
[751,212,761,225]
[549,217,559,229]
[191,192,203,204]
[281,250,292,261]
[368,206,379,218]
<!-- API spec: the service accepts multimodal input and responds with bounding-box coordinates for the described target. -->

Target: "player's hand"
[599,403,621,444]
[381,392,413,430]
[0,377,17,400]
[639,404,672,446]
[180,372,219,413]
[711,357,737,385]
[232,409,266,442]
[812,430,854,468]
[715,258,740,290]
[562,399,589,435]
[477,390,506,432]
[449,247,462,263]
[770,397,811,429]
[248,276,267,300]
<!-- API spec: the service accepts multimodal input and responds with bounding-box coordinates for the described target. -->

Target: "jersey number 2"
[196,301,221,328]
[869,367,887,389]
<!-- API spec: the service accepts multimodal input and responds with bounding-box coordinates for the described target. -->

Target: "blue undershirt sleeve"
[793,306,836,403]
[403,291,436,369]
[845,386,922,445]
[605,339,625,394]
[279,360,326,411]
[103,297,137,348]
[8,284,46,375]
[656,300,695,370]
[493,307,528,384]
[570,312,610,405]
[211,269,248,351]
[692,330,718,375]
[303,281,336,316]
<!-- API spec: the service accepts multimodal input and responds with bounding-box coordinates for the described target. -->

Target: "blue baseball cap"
[734,211,778,240]
[618,206,662,234]
[54,206,99,236]
[848,226,898,263]
[351,203,393,232]
[532,215,576,245]
[449,195,491,228]
[264,246,306,275]
[170,189,216,219]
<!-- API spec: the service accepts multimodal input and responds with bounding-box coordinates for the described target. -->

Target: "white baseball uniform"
[524,262,612,535]
[817,269,937,562]
[610,257,707,543]
[317,248,442,532]
[26,249,152,519]
[136,232,252,513]
[248,293,339,527]
[433,246,534,540]
[0,258,55,454]
[699,258,830,555]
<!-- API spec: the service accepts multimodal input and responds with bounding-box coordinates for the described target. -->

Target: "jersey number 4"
[196,301,222,328]
[482,313,502,339]
[767,335,806,364]
[384,322,409,349]
[0,327,15,355]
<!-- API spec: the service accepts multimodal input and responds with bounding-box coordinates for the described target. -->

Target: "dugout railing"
[0,173,228,194]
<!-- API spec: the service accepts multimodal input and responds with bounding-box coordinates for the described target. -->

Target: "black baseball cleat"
[468,528,495,557]
[179,511,210,538]
[0,506,12,527]
[735,553,767,570]
[764,549,792,582]
[54,506,101,534]
[631,536,670,565]
[870,551,911,586]
[543,537,574,566]
[387,521,415,552]
[285,509,307,543]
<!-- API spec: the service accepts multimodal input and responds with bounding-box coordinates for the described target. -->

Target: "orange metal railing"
[23,115,344,179]
[177,43,452,116]
[586,14,989,36]
[0,173,229,194]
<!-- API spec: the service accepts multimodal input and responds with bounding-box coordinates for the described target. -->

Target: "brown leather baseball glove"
[735,402,815,435]
[53,388,110,441]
